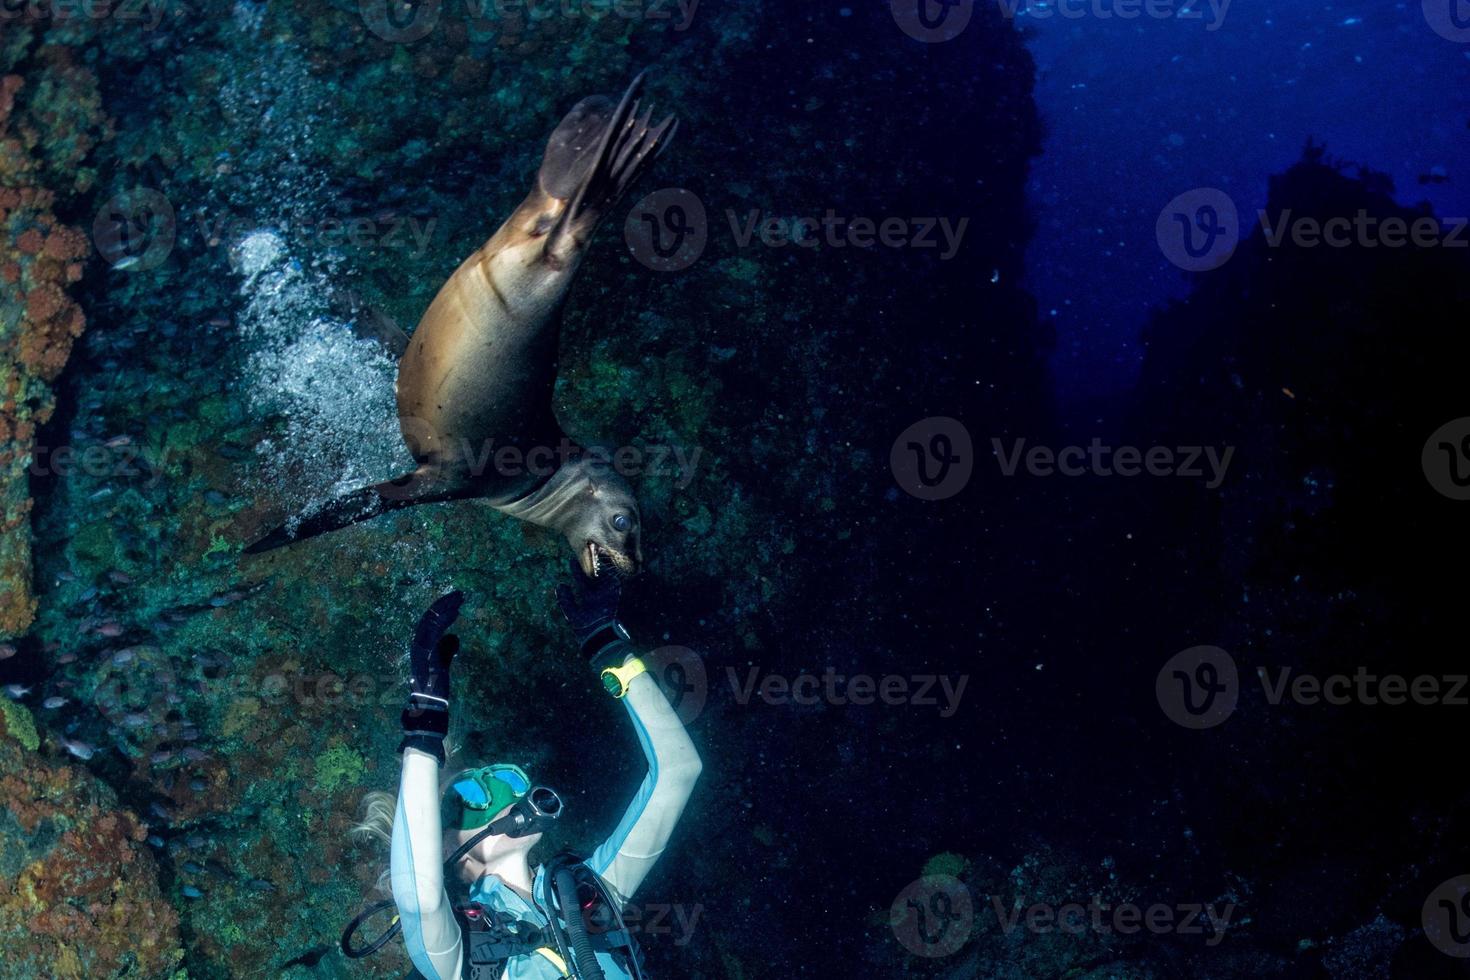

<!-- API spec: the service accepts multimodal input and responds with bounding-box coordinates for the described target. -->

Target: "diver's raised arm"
[557,565,703,905]
[389,592,466,980]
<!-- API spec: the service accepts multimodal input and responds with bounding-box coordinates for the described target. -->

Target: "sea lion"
[244,74,676,576]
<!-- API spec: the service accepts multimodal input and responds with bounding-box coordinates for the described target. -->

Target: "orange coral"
[0,42,109,640]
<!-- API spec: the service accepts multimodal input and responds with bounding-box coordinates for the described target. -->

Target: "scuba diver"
[343,566,702,979]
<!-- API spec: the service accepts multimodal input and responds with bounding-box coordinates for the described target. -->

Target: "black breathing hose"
[554,866,606,980]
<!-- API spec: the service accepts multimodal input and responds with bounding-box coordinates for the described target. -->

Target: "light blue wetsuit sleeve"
[586,659,703,906]
[391,747,463,980]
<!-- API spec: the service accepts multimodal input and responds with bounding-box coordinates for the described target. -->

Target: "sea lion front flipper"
[242,469,474,555]
[543,72,679,264]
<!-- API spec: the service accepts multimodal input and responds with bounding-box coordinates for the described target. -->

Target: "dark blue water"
[2,2,1468,977]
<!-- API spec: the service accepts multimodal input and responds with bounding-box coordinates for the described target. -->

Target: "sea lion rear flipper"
[543,72,679,262]
[242,469,472,555]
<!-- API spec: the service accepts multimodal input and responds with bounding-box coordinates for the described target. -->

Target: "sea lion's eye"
[612,514,631,532]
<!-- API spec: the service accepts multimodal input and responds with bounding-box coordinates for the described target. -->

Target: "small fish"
[185,834,206,848]
[181,747,208,763]
[61,737,96,760]
[150,750,176,765]
[55,651,78,665]
[4,685,31,698]
[111,648,136,666]
[104,435,133,449]
[189,779,207,792]
[122,712,151,728]
[97,622,125,638]
[182,861,207,874]
[108,570,133,584]
[246,878,276,892]
[149,802,174,821]
[180,885,204,899]
[0,644,15,660]
[147,835,166,848]
[42,696,69,709]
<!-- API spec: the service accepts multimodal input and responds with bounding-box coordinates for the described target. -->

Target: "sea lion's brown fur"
[245,74,676,576]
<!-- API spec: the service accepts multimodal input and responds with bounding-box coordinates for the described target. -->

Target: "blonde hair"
[350,731,475,894]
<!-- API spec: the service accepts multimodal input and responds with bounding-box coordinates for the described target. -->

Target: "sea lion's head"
[560,454,643,578]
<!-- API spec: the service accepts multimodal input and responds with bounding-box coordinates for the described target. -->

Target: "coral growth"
[0,698,183,978]
[0,38,110,639]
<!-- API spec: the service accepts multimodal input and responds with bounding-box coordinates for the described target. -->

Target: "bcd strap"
[534,947,571,976]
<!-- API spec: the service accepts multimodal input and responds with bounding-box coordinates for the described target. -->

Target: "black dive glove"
[555,560,631,670]
[398,590,464,764]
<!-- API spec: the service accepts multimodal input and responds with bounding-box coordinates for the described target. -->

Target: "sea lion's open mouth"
[584,540,633,578]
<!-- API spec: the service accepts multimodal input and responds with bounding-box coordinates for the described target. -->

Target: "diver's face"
[567,462,643,577]
[451,809,542,882]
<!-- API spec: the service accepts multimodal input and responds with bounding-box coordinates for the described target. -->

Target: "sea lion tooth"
[245,75,671,575]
